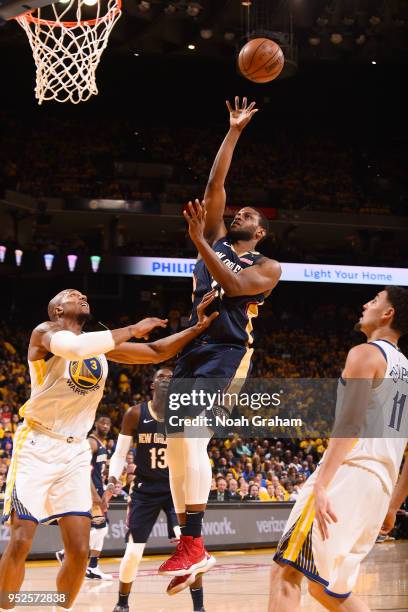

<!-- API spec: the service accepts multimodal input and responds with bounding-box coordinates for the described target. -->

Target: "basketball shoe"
[158,535,210,576]
[166,553,216,595]
[112,605,129,612]
[86,565,113,580]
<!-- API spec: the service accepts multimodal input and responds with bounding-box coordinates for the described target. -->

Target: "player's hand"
[183,199,206,244]
[313,484,338,541]
[101,489,113,513]
[380,508,398,535]
[131,317,168,340]
[196,289,219,330]
[226,96,258,131]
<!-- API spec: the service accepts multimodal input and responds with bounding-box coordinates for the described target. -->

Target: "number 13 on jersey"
[149,447,168,469]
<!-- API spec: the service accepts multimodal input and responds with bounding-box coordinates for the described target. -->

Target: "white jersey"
[337,339,408,494]
[21,352,108,439]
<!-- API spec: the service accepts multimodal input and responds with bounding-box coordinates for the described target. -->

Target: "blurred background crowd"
[0,113,405,216]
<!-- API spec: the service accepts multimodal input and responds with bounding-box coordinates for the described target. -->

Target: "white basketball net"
[15,0,122,104]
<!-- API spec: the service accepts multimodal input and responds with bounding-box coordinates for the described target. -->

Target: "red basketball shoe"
[166,553,216,595]
[158,535,208,576]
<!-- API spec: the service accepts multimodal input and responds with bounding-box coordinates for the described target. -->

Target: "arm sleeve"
[108,434,133,482]
[50,329,115,360]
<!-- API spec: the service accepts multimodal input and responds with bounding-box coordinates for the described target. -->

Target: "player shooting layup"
[159,97,281,584]
[0,288,217,610]
[269,286,408,612]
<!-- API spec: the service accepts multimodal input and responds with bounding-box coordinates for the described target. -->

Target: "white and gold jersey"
[21,352,108,438]
[338,339,408,494]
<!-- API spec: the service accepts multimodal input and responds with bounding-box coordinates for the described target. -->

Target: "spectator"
[259,484,276,501]
[242,462,255,482]
[109,482,127,503]
[244,484,260,501]
[235,438,252,458]
[208,477,231,503]
[227,479,241,501]
[238,481,249,500]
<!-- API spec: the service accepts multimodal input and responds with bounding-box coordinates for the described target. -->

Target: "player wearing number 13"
[103,368,210,612]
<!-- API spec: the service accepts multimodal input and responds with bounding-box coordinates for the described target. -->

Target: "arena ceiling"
[0,0,407,63]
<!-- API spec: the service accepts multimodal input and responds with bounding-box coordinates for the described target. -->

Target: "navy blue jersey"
[132,401,170,495]
[189,237,265,346]
[89,434,108,498]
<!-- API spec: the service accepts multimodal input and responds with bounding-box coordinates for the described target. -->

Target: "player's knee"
[270,562,282,583]
[89,525,108,551]
[64,538,89,562]
[119,543,145,583]
[270,562,302,594]
[308,580,324,600]
[9,527,33,558]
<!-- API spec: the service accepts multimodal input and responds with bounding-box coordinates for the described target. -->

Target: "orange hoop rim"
[15,0,121,28]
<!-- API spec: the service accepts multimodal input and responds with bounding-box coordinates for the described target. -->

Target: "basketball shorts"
[126,487,178,543]
[166,340,253,434]
[2,423,92,525]
[274,463,390,598]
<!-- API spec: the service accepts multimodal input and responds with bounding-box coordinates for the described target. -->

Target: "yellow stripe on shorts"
[3,424,31,517]
[32,359,46,386]
[284,493,316,563]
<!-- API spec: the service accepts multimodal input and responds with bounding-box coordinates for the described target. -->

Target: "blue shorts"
[166,340,253,433]
[126,489,177,543]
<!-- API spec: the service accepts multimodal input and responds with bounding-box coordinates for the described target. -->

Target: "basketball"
[238,38,284,83]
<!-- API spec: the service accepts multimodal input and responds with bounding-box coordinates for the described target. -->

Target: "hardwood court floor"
[18,541,408,611]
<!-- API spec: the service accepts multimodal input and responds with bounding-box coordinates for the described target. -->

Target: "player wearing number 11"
[270,286,408,611]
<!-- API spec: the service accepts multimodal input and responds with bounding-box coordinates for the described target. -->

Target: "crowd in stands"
[0,112,405,215]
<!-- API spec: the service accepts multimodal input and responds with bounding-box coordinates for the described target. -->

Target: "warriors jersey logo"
[68,357,103,391]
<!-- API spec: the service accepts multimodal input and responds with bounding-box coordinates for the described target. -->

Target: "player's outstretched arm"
[29,317,168,361]
[380,449,408,535]
[312,344,385,540]
[106,290,219,364]
[204,96,258,244]
[185,200,281,296]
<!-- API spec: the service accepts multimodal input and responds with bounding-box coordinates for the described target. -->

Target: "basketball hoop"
[15,0,122,104]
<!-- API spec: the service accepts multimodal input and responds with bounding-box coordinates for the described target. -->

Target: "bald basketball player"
[0,288,218,611]
[159,97,281,587]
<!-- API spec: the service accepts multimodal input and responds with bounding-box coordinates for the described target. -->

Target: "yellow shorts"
[3,423,92,524]
[274,463,390,597]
